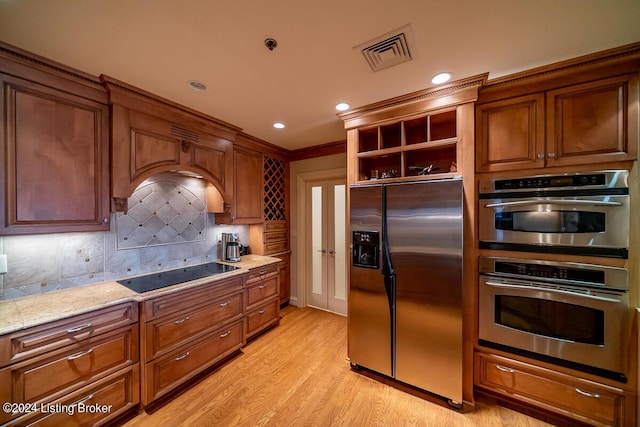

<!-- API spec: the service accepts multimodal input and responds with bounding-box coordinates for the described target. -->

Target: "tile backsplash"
[0,173,247,300]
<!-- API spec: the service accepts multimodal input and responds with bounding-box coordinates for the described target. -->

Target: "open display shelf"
[356,109,458,182]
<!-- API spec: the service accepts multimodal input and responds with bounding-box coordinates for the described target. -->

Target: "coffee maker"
[221,232,243,262]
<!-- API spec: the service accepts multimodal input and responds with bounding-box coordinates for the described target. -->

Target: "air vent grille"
[357,24,415,73]
[171,125,199,142]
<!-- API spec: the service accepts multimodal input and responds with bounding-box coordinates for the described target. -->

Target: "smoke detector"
[356,24,416,72]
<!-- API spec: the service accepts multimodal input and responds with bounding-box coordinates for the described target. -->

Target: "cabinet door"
[546,74,638,167]
[277,252,291,306]
[476,93,545,172]
[1,75,110,234]
[231,147,263,223]
[127,111,182,180]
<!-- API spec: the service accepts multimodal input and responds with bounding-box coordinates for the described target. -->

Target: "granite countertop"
[0,255,280,336]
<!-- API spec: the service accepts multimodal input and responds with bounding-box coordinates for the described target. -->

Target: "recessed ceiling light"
[273,122,285,129]
[188,80,207,91]
[431,72,452,85]
[335,102,350,111]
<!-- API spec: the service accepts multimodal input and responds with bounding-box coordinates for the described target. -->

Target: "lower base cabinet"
[0,302,140,426]
[245,263,280,340]
[475,352,633,427]
[140,276,246,406]
[145,320,244,403]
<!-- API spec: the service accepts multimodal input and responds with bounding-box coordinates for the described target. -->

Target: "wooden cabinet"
[102,75,239,212]
[475,352,634,427]
[215,145,263,224]
[340,74,485,185]
[352,109,460,182]
[477,74,638,172]
[275,251,291,306]
[0,46,110,235]
[245,263,280,340]
[0,302,140,425]
[140,276,245,405]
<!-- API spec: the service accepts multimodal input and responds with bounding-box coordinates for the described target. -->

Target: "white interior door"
[306,179,347,315]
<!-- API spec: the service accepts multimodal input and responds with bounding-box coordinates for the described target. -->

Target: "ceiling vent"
[357,24,416,72]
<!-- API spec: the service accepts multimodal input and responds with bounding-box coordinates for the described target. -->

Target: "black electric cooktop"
[117,262,239,293]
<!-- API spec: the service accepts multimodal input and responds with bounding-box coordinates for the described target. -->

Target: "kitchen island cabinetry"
[475,352,634,427]
[140,275,245,405]
[0,302,140,426]
[0,43,111,235]
[245,263,280,340]
[476,66,638,173]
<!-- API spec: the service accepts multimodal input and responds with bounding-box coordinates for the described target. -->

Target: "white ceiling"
[1,0,640,151]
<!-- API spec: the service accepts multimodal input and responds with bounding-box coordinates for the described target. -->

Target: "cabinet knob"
[547,152,556,158]
[536,153,545,160]
[103,217,109,223]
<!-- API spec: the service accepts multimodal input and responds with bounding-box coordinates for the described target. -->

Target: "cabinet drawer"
[143,276,243,321]
[246,298,279,339]
[145,291,243,360]
[476,353,625,426]
[0,302,138,367]
[8,364,140,427]
[264,241,288,254]
[146,320,243,403]
[264,230,288,243]
[0,325,138,423]
[246,276,278,309]
[264,221,287,232]
[246,264,278,283]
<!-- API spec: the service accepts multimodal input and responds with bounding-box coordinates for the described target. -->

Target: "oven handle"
[484,199,622,208]
[484,281,624,303]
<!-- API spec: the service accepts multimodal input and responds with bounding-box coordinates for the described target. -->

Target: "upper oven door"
[479,194,629,257]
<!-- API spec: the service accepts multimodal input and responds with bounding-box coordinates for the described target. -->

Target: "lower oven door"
[478,195,629,256]
[479,276,629,380]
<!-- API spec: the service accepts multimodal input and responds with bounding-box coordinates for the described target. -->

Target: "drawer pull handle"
[67,348,94,361]
[495,365,515,373]
[258,309,267,314]
[575,388,600,399]
[219,301,231,307]
[220,330,232,338]
[75,393,94,405]
[66,323,93,333]
[174,352,190,361]
[259,285,267,289]
[259,271,267,275]
[174,316,190,324]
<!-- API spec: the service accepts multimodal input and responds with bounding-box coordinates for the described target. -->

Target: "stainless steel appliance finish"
[349,179,463,403]
[478,170,629,258]
[221,232,242,262]
[479,257,630,381]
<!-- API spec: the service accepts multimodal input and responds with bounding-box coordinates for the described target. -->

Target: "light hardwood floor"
[124,306,553,426]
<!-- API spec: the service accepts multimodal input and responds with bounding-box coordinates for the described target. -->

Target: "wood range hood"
[101,75,241,213]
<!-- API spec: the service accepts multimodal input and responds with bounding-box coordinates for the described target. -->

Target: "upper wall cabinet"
[476,46,640,173]
[215,144,263,224]
[339,74,486,185]
[102,76,239,211]
[0,43,110,235]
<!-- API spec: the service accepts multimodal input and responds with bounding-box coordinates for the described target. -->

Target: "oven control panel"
[479,257,628,291]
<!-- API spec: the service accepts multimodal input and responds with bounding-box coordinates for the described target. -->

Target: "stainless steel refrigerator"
[348,179,463,404]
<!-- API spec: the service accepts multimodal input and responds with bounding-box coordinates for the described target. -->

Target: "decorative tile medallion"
[116,174,207,249]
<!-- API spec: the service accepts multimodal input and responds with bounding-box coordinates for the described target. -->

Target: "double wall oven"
[478,170,631,382]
